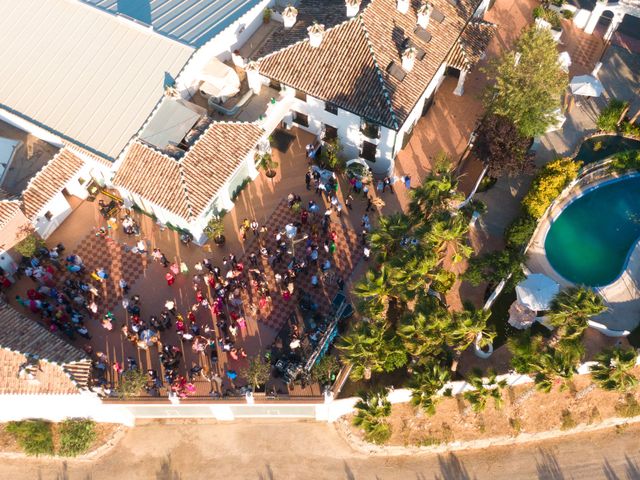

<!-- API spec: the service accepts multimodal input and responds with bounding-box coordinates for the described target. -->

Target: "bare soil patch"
[347,369,640,447]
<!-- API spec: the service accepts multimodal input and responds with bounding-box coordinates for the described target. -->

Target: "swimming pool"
[575,135,640,165]
[544,175,640,286]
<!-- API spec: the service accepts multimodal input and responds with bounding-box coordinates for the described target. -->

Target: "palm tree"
[409,362,451,415]
[590,346,638,392]
[352,390,392,444]
[397,297,451,363]
[447,307,496,373]
[463,368,507,413]
[507,332,546,375]
[338,321,407,381]
[531,342,583,392]
[353,267,394,314]
[369,213,411,262]
[408,170,459,223]
[387,247,437,301]
[424,215,473,265]
[257,152,278,178]
[548,287,606,340]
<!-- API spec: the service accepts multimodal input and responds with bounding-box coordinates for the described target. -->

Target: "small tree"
[14,231,45,258]
[483,26,568,138]
[116,369,148,399]
[58,418,97,457]
[204,216,225,244]
[310,354,341,386]
[409,362,451,415]
[241,356,271,391]
[319,138,345,172]
[352,390,392,444]
[474,114,534,177]
[590,346,638,392]
[257,152,278,178]
[463,368,507,413]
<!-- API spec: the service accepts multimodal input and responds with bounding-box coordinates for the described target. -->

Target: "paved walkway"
[3,420,640,479]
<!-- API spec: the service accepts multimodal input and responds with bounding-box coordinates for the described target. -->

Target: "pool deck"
[526,171,640,333]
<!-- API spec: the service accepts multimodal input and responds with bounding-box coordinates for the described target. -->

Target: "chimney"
[402,47,416,71]
[397,0,409,14]
[282,5,298,29]
[417,2,431,29]
[346,0,361,17]
[246,61,262,95]
[308,22,325,48]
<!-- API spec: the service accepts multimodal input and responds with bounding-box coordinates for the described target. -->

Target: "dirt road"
[2,420,639,479]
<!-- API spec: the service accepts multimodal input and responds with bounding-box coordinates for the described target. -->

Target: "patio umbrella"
[516,274,560,311]
[570,75,603,97]
[508,301,536,330]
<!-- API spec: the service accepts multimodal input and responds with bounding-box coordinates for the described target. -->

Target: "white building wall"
[32,192,73,239]
[175,0,272,98]
[283,89,397,175]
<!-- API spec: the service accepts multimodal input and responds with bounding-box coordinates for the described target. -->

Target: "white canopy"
[558,51,572,72]
[570,74,604,97]
[516,273,560,311]
[199,57,241,101]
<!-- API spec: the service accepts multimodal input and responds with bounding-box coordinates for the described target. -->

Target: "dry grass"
[348,369,640,446]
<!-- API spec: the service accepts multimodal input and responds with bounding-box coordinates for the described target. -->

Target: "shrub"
[463,249,527,289]
[561,9,573,19]
[505,215,537,248]
[116,369,148,398]
[522,158,581,219]
[620,121,640,137]
[6,420,54,456]
[615,393,640,418]
[14,232,45,258]
[597,99,628,132]
[353,391,392,445]
[609,150,640,173]
[310,354,341,386]
[560,409,577,430]
[58,419,97,457]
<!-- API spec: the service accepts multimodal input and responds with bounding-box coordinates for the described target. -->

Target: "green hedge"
[59,419,97,457]
[522,158,581,219]
[6,420,54,456]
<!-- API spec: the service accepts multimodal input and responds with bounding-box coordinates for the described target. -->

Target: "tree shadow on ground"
[433,453,476,480]
[258,463,274,480]
[535,448,565,480]
[156,454,181,480]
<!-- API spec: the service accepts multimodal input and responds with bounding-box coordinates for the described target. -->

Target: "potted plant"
[257,152,278,178]
[263,7,271,23]
[205,214,226,246]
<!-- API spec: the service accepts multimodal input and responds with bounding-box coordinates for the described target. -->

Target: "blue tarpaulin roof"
[82,0,262,47]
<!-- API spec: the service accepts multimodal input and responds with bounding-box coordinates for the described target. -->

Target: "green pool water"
[544,175,640,286]
[575,136,640,164]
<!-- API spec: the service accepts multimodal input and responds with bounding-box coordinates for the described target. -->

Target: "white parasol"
[570,74,604,97]
[515,273,560,311]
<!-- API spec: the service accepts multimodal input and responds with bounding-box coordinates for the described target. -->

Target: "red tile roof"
[258,0,481,128]
[113,122,264,219]
[21,148,86,220]
[0,304,90,394]
[446,19,497,71]
[0,201,24,231]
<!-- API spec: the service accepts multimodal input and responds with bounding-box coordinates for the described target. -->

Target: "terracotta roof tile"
[113,122,264,219]
[446,19,497,70]
[21,148,85,220]
[0,201,24,230]
[0,304,90,394]
[258,0,481,128]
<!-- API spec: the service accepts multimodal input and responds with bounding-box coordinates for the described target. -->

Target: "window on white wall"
[360,141,377,162]
[324,102,338,115]
[360,120,380,139]
[295,90,307,102]
[292,111,309,127]
[44,211,53,221]
[323,125,338,141]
